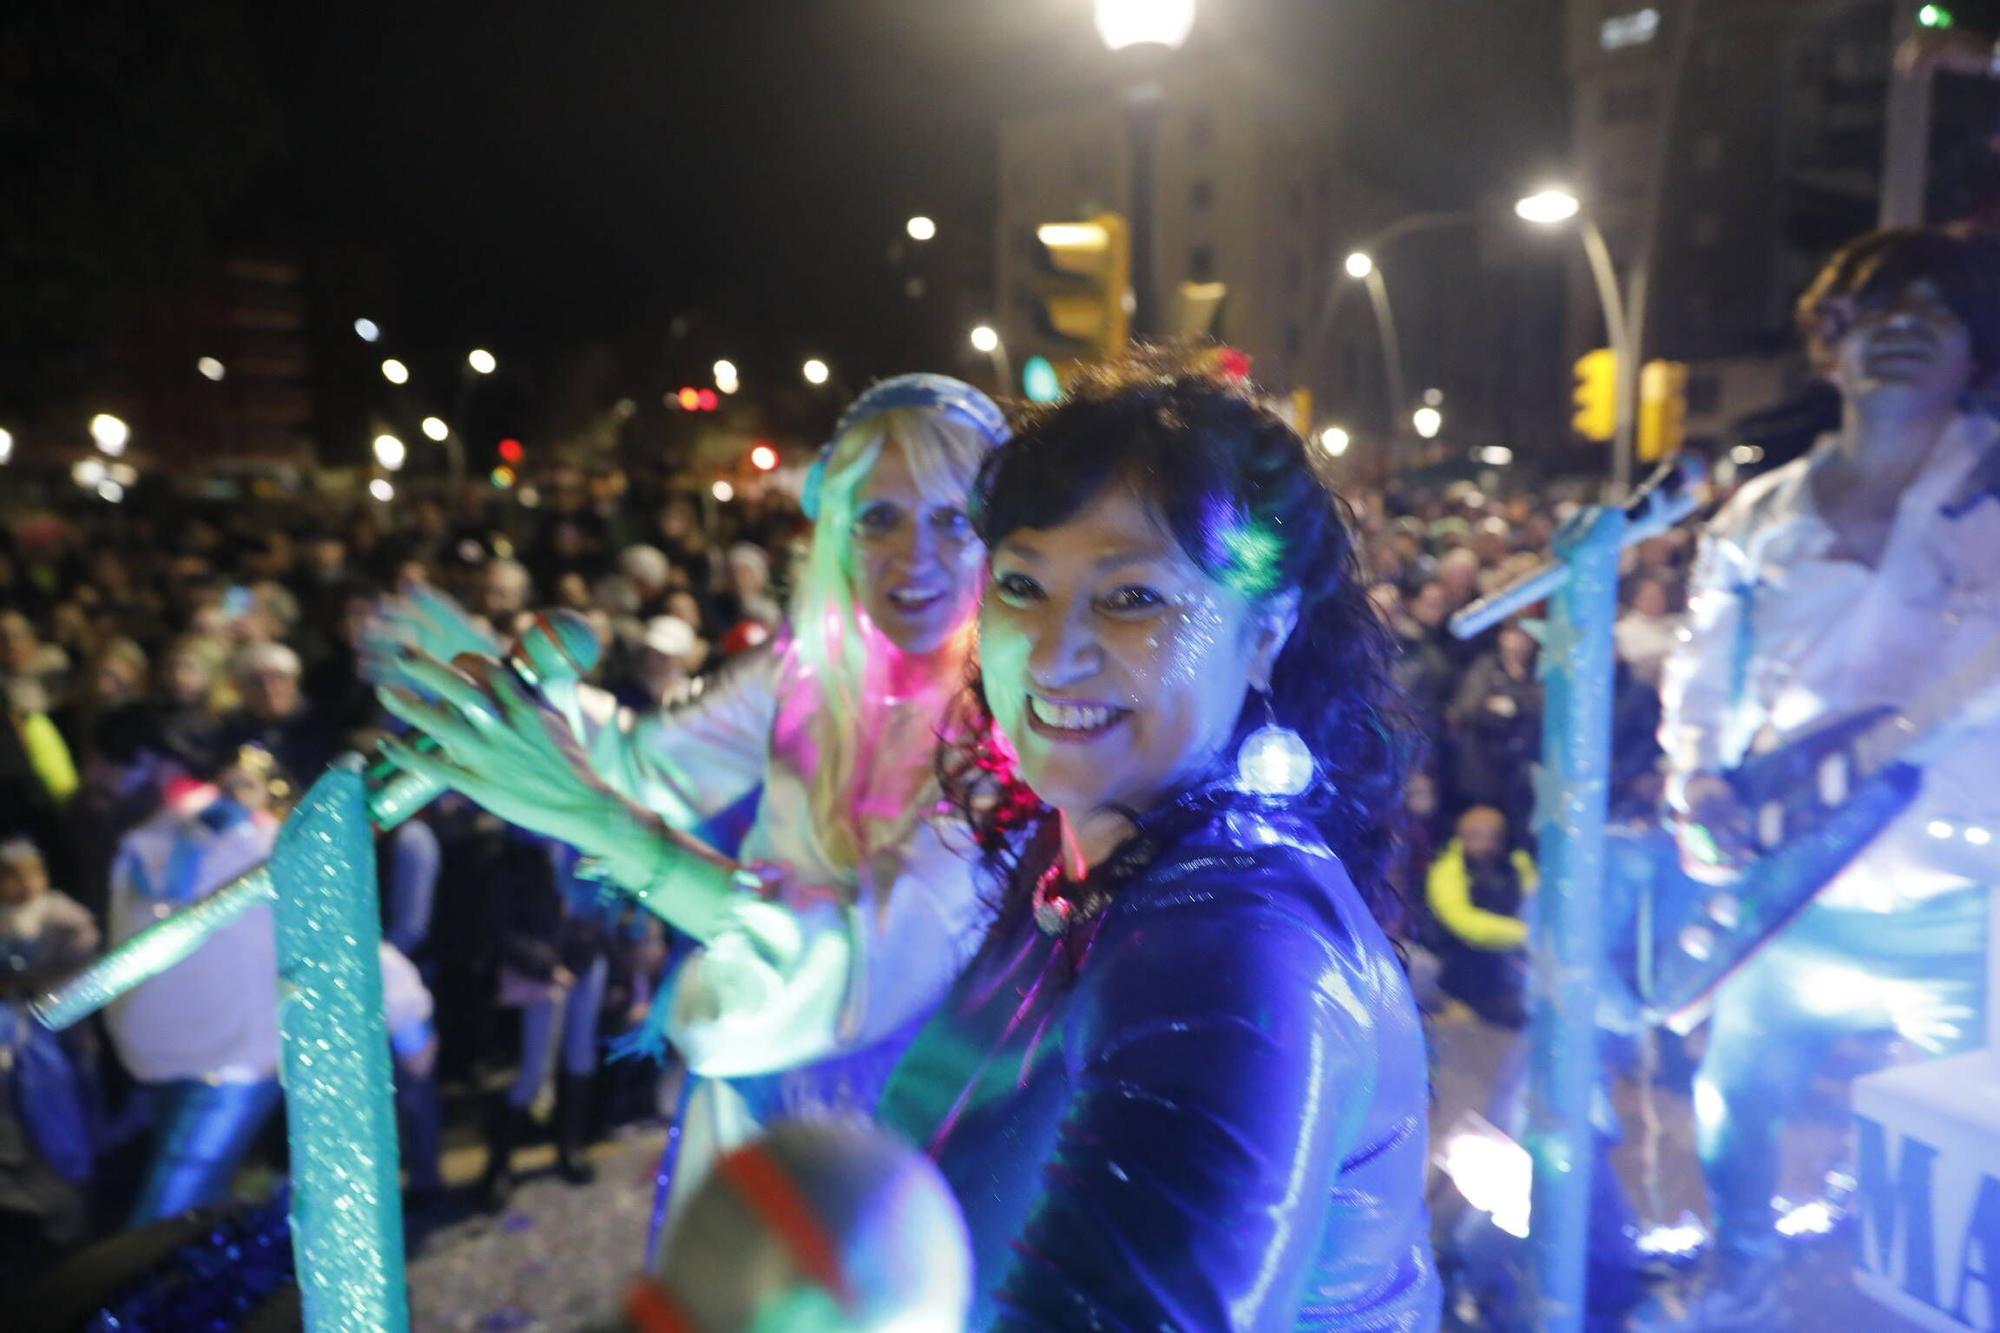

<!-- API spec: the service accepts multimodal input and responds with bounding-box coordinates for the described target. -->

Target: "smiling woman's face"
[849,441,985,656]
[979,482,1287,824]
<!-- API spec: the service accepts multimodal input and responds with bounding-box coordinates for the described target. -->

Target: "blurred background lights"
[354,318,381,342]
[369,478,395,502]
[381,358,410,385]
[372,434,407,471]
[712,480,735,502]
[1318,426,1351,457]
[197,357,226,382]
[802,358,830,386]
[467,348,497,375]
[90,413,131,455]
[421,416,449,442]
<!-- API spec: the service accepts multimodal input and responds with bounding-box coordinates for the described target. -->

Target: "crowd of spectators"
[0,468,809,1279]
[0,459,1706,1279]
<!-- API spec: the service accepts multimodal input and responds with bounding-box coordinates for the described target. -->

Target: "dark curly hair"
[936,350,1419,938]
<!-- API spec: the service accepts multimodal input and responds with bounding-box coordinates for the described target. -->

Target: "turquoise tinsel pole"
[1522,505,1624,1331]
[269,760,410,1331]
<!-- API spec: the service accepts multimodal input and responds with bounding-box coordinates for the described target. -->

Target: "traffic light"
[1639,359,1689,462]
[1572,348,1616,442]
[498,437,524,464]
[1030,213,1131,358]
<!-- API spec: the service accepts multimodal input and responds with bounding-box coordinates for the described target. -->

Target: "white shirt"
[1660,413,2000,910]
[557,634,992,1077]
[105,805,281,1084]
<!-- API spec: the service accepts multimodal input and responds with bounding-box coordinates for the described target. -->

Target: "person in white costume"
[1648,227,2000,1330]
[375,375,1008,1244]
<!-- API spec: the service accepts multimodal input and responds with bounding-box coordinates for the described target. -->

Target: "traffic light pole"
[1575,218,1637,502]
[1123,84,1163,340]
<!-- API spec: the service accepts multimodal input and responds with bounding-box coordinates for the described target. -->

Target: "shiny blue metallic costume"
[878,794,1440,1331]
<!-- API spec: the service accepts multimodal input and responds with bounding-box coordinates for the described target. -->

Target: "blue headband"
[802,373,1009,520]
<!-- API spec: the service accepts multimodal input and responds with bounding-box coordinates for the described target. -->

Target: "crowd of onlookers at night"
[0,458,1701,1280]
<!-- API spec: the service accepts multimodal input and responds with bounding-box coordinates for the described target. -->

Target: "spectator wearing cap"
[632,615,705,710]
[710,542,770,631]
[478,558,531,627]
[619,544,674,618]
[217,642,337,785]
[105,753,285,1224]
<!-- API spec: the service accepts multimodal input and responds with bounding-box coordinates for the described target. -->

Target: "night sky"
[230,1,1565,397]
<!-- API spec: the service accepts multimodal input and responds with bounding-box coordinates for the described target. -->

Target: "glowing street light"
[197,357,226,382]
[802,358,830,386]
[90,413,131,456]
[421,416,449,442]
[1516,182,1638,496]
[73,458,107,487]
[354,318,381,342]
[372,434,408,471]
[1515,188,1582,225]
[0,428,11,465]
[467,348,497,375]
[381,358,410,385]
[1318,426,1351,458]
[750,444,779,472]
[969,325,1000,354]
[97,480,125,504]
[713,359,739,394]
[905,215,937,242]
[712,480,735,502]
[1094,0,1197,51]
[1413,406,1444,439]
[1344,252,1374,280]
[369,478,395,503]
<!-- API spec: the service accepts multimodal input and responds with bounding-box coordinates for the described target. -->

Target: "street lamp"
[467,348,497,376]
[1096,0,1194,340]
[0,428,11,465]
[969,324,1012,397]
[354,318,381,343]
[1345,254,1409,449]
[381,358,410,385]
[905,216,937,242]
[1093,0,1196,50]
[197,357,226,382]
[1317,426,1351,458]
[369,478,395,503]
[802,358,830,386]
[1413,406,1444,440]
[420,417,449,442]
[713,359,739,394]
[1516,185,1638,497]
[1514,189,1582,225]
[372,434,407,472]
[90,413,131,456]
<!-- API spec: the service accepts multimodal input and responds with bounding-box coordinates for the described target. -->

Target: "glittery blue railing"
[270,760,409,1330]
[1450,459,1701,1333]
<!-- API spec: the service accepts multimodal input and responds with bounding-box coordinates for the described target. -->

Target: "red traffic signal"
[497,437,525,464]
[697,388,719,411]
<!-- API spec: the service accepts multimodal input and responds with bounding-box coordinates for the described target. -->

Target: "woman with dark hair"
[877,356,1437,1329]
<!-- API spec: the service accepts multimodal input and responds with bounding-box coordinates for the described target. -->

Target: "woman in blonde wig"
[378,374,1007,1239]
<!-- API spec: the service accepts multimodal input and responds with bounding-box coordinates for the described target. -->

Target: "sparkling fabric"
[877,803,1439,1331]
[269,763,409,1331]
